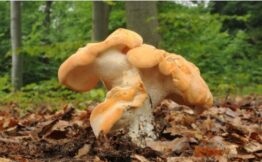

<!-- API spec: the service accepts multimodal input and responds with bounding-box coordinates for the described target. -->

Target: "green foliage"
[0,1,261,109]
[158,2,262,95]
[0,77,105,111]
[108,2,126,32]
[0,75,11,95]
[0,1,10,76]
[1,2,93,84]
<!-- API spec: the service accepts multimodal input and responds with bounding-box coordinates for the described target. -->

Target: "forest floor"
[0,95,261,162]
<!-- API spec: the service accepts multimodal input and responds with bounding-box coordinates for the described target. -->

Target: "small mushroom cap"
[127,44,165,68]
[58,28,143,92]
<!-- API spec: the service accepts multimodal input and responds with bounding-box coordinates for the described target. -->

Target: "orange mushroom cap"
[58,28,143,92]
[159,53,213,108]
[127,44,213,109]
[127,44,166,68]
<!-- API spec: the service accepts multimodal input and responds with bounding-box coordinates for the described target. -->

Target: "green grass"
[0,78,261,114]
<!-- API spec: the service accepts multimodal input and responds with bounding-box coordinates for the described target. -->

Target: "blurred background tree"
[125,1,160,46]
[0,1,261,110]
[10,1,23,91]
[92,1,110,41]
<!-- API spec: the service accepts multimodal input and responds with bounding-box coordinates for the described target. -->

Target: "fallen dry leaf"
[194,146,223,157]
[167,157,203,162]
[0,157,13,162]
[131,154,150,162]
[75,144,91,158]
[146,137,189,155]
[0,95,261,161]
[231,154,256,160]
[244,141,262,153]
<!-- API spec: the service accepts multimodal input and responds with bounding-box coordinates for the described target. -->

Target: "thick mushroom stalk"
[90,49,156,144]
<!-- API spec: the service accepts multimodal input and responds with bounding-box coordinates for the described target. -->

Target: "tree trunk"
[44,1,52,29]
[125,1,160,46]
[43,1,52,43]
[92,1,110,41]
[10,1,23,91]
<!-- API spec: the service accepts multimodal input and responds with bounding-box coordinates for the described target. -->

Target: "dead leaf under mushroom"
[0,95,261,161]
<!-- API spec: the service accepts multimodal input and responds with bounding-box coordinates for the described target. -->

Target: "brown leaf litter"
[0,95,261,162]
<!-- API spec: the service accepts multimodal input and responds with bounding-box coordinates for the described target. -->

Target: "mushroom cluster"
[58,28,213,146]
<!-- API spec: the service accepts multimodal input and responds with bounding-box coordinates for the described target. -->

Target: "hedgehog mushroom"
[58,29,156,146]
[127,44,213,114]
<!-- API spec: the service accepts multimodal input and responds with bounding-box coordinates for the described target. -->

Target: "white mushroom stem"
[139,68,169,108]
[90,49,156,146]
[139,66,212,114]
[139,67,179,108]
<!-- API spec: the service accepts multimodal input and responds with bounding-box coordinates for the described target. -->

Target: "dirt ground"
[0,96,261,162]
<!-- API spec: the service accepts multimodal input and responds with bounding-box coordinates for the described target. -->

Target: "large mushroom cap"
[127,44,213,108]
[58,28,143,92]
